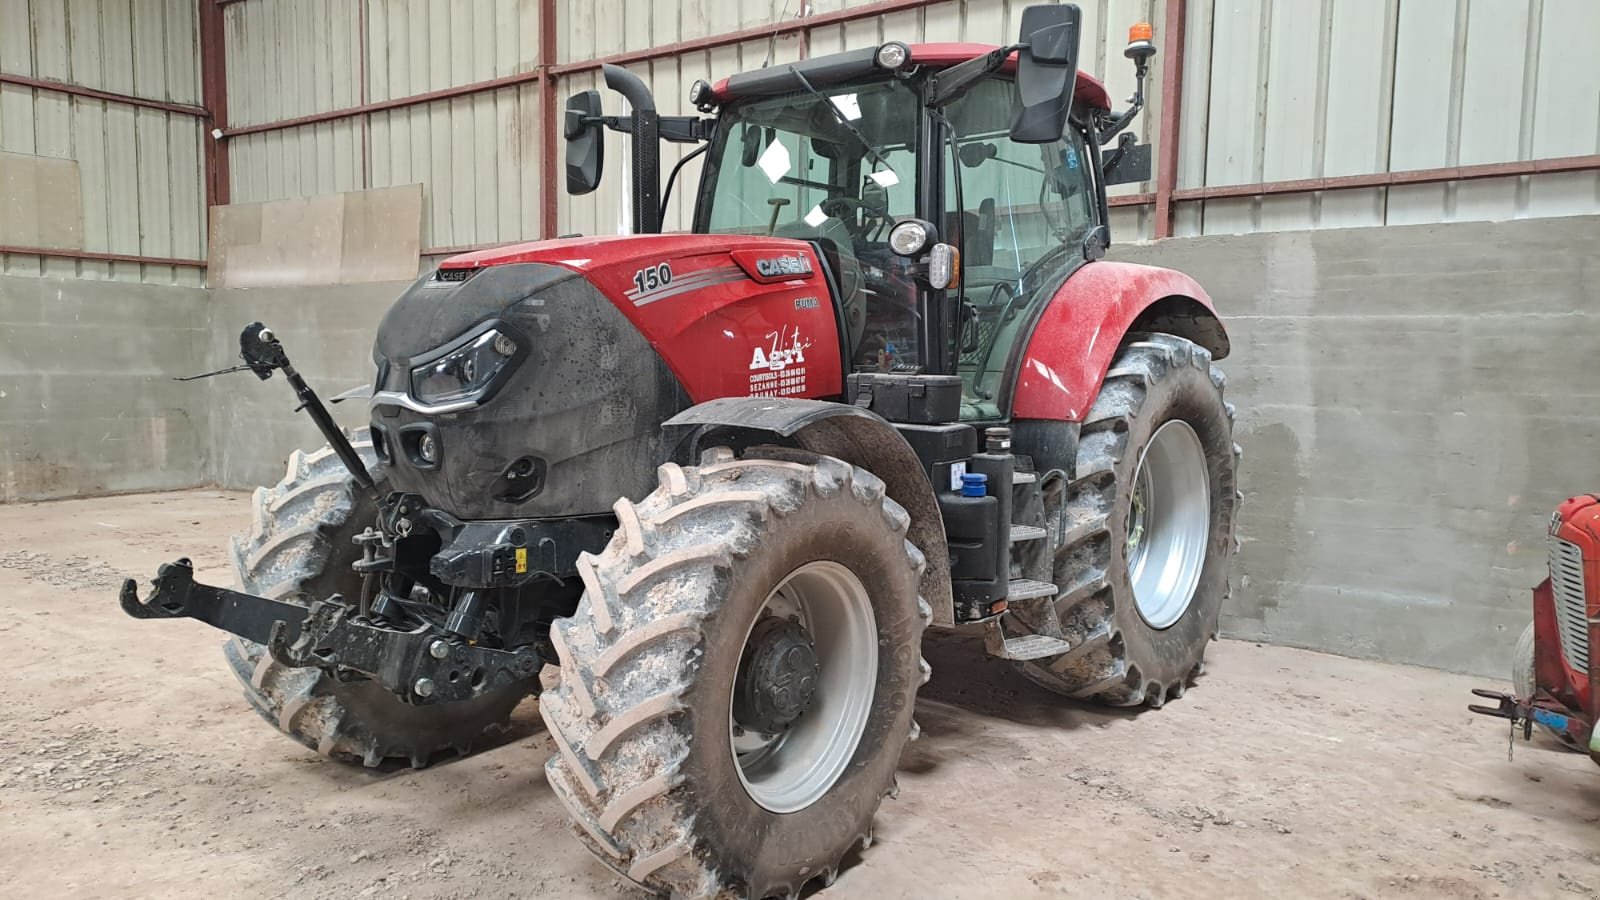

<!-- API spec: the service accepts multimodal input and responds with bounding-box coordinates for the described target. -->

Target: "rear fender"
[1010,261,1229,421]
[663,398,953,625]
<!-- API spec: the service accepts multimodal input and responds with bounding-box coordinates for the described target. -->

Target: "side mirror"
[564,90,604,195]
[1011,4,1082,144]
[740,124,764,168]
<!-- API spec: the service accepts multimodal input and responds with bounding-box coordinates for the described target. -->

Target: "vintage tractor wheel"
[1016,333,1240,707]
[541,448,929,898]
[1512,622,1584,751]
[224,433,537,768]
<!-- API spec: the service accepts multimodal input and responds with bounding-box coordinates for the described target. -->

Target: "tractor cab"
[565,4,1156,422]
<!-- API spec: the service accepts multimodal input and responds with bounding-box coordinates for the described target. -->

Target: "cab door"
[942,77,1100,421]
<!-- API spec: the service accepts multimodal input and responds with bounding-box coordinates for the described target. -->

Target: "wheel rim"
[730,560,878,814]
[1127,419,1211,630]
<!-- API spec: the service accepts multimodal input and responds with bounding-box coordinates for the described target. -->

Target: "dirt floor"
[0,489,1596,900]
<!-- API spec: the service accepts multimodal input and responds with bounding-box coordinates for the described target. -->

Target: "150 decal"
[632,262,673,296]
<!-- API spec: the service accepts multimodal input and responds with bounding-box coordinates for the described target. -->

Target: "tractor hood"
[368,233,845,519]
[435,233,847,403]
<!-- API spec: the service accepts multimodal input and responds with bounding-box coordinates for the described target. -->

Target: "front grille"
[1548,535,1591,674]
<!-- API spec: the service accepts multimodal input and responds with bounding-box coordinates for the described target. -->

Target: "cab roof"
[712,42,1112,112]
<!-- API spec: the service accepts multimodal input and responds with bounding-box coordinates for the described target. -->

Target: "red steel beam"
[220,68,545,138]
[540,0,560,239]
[1108,192,1157,207]
[198,0,230,208]
[217,0,942,142]
[0,244,207,268]
[0,72,207,117]
[1151,0,1185,239]
[1168,154,1600,202]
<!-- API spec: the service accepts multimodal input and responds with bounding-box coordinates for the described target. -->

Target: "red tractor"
[1472,496,1600,765]
[122,6,1240,896]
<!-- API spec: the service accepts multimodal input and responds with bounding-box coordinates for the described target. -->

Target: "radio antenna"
[761,0,794,69]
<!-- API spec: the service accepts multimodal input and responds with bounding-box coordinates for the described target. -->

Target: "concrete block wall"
[1109,215,1600,676]
[3,215,1597,675]
[0,275,211,501]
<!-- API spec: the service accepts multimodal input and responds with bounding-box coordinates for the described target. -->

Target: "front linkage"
[120,559,539,703]
[118,323,573,706]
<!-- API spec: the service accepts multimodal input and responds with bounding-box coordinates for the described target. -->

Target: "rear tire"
[226,435,536,768]
[541,448,929,898]
[1016,333,1240,707]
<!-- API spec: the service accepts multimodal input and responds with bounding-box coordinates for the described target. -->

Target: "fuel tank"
[369,234,843,519]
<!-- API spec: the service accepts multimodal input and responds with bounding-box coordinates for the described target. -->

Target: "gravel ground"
[0,489,1596,899]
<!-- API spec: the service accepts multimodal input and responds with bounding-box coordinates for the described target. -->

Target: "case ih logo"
[754,255,812,278]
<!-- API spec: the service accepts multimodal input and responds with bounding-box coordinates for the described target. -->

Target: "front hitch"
[120,561,541,703]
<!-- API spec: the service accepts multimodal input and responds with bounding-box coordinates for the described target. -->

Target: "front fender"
[1010,261,1228,421]
[663,398,954,626]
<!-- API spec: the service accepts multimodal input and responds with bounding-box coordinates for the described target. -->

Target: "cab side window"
[945,77,1097,420]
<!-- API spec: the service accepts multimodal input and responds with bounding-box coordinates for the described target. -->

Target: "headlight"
[888,219,934,256]
[410,327,520,406]
[875,41,910,70]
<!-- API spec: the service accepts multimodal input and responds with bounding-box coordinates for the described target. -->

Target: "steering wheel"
[819,196,889,237]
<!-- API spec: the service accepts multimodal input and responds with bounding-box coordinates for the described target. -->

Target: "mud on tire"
[225,433,536,768]
[1016,333,1240,708]
[541,448,930,899]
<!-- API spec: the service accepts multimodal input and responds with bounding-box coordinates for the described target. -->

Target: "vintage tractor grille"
[1548,535,1591,674]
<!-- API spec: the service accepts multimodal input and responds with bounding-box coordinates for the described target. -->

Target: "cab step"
[1006,578,1058,601]
[986,632,1075,661]
[1009,524,1048,543]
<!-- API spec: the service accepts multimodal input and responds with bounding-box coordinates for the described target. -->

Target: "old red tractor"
[122,6,1240,896]
[1472,495,1600,765]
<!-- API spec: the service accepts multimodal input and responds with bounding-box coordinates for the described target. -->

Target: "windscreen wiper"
[787,67,895,174]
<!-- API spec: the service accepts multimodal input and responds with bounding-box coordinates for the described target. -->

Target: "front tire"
[541,448,929,898]
[1512,622,1583,751]
[1016,333,1240,707]
[226,436,537,768]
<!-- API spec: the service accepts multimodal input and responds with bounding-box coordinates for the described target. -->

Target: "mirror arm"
[658,116,717,143]
[1095,59,1149,144]
[927,42,1024,108]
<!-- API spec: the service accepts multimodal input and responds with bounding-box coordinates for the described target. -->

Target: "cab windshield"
[700,78,923,372]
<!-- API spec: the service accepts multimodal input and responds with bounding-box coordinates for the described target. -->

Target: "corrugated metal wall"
[222,0,545,256]
[556,0,1599,241]
[1174,0,1600,238]
[0,0,206,285]
[7,0,1597,283]
[556,0,1165,238]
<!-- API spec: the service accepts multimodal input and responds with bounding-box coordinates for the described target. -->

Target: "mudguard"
[663,397,954,625]
[1010,261,1229,421]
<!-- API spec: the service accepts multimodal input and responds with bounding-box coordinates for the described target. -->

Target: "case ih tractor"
[121,6,1239,896]
[1471,496,1600,765]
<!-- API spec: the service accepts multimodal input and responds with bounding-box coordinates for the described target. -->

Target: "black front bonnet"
[370,263,690,519]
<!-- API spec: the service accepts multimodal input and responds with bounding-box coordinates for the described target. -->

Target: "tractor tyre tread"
[541,449,928,899]
[1015,333,1240,709]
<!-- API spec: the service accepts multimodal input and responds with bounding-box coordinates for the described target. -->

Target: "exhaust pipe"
[603,64,662,235]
